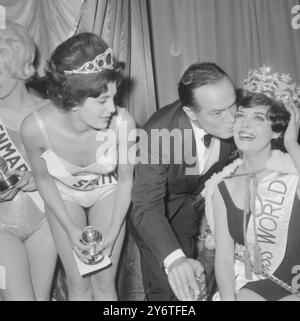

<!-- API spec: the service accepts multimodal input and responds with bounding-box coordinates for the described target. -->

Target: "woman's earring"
[71,107,78,112]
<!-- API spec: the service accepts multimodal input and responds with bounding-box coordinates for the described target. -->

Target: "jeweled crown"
[64,48,114,75]
[243,66,300,108]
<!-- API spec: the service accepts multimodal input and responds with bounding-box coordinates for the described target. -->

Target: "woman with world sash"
[0,22,56,300]
[21,33,135,301]
[201,66,300,300]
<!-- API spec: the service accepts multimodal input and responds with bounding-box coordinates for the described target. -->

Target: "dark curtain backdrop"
[73,0,157,127]
[3,0,299,122]
[0,0,84,74]
[149,0,300,108]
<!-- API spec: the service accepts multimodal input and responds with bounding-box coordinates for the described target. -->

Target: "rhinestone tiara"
[243,66,300,108]
[64,48,114,75]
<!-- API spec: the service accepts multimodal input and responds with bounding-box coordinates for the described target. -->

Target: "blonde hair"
[0,21,35,80]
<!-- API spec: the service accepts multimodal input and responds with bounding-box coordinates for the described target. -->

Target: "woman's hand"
[284,103,300,150]
[12,170,37,192]
[0,170,36,202]
[0,187,19,202]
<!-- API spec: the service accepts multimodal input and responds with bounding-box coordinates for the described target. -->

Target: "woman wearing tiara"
[21,32,135,301]
[0,22,56,300]
[201,67,300,301]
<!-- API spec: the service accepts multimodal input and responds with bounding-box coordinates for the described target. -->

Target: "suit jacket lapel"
[176,108,200,175]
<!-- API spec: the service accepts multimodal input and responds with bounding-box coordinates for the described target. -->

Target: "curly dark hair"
[45,32,125,111]
[237,89,290,151]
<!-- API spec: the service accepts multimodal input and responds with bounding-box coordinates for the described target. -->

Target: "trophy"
[193,272,208,301]
[0,157,19,193]
[76,226,104,265]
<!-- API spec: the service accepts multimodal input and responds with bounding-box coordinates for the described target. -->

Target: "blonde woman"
[0,22,56,300]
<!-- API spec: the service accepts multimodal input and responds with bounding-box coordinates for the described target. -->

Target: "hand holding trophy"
[0,157,20,194]
[76,226,105,265]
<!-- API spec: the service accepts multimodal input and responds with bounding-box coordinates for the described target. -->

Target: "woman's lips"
[238,131,256,141]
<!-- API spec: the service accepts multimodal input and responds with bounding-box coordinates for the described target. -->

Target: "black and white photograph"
[0,0,300,307]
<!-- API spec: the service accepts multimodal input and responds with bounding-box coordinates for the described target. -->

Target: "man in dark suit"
[129,62,237,301]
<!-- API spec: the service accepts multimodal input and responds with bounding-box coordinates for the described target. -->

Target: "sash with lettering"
[0,117,44,211]
[40,149,118,191]
[201,150,299,300]
[235,170,298,291]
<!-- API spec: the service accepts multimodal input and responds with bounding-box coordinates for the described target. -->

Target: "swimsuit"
[218,180,300,300]
[32,109,124,208]
[0,128,46,241]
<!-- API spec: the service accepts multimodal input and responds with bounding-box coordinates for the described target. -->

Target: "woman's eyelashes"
[235,112,266,122]
[254,115,265,122]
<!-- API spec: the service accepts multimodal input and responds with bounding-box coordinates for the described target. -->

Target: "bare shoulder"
[20,112,41,142]
[20,109,49,150]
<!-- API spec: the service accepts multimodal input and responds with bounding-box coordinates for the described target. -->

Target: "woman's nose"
[241,118,251,128]
[106,101,116,113]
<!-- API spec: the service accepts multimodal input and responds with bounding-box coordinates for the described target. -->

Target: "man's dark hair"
[178,62,233,110]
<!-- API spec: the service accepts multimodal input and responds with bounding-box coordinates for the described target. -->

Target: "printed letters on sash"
[0,118,44,211]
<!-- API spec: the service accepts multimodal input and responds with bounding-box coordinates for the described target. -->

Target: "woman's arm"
[213,185,236,301]
[283,103,300,195]
[20,114,88,252]
[102,110,136,255]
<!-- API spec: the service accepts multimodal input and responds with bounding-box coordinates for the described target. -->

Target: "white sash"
[41,149,118,191]
[234,172,298,291]
[0,117,44,211]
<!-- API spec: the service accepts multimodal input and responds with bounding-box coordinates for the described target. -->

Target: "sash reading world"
[234,172,298,291]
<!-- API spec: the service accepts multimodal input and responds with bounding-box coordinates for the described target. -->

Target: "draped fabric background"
[1,0,84,74]
[149,0,300,108]
[78,0,156,127]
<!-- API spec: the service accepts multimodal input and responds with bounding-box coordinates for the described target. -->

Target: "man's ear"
[182,106,197,122]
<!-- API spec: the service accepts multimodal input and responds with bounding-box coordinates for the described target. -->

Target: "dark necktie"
[203,134,212,148]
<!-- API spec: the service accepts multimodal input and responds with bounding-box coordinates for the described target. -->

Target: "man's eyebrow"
[253,112,267,116]
[98,93,116,100]
[211,102,236,113]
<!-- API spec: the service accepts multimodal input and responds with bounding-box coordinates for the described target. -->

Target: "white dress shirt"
[163,120,220,273]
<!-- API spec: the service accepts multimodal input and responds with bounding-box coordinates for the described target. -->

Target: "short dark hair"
[45,32,124,111]
[178,62,233,110]
[237,90,290,151]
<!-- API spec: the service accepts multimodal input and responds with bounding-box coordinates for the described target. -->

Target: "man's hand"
[167,257,204,301]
